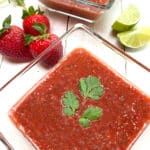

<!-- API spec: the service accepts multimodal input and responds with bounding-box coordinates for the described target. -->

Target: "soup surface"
[10,48,150,150]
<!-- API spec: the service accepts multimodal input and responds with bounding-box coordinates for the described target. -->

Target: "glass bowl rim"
[73,0,115,9]
[0,23,150,91]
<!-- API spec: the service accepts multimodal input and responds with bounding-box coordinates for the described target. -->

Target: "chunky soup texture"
[9,48,150,150]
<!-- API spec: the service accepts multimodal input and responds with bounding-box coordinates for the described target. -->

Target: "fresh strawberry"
[22,6,50,36]
[25,31,63,66]
[0,15,32,61]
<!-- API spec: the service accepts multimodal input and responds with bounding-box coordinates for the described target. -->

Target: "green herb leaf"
[0,15,11,38]
[79,106,103,128]
[24,34,36,46]
[22,6,35,19]
[28,6,35,15]
[33,23,47,34]
[22,9,29,19]
[63,108,75,117]
[62,91,79,116]
[0,29,5,37]
[2,15,11,29]
[79,118,90,128]
[22,6,44,19]
[79,75,104,100]
[81,106,103,121]
[35,7,44,14]
[24,34,49,46]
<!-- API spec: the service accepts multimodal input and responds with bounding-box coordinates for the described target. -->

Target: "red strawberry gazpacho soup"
[9,48,150,150]
[39,0,110,20]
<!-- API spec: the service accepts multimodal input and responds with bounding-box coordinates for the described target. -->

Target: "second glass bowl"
[38,0,115,23]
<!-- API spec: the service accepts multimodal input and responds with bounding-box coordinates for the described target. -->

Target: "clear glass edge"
[39,2,95,23]
[39,0,115,23]
[1,23,150,91]
[39,3,99,23]
[0,23,150,150]
[73,0,115,9]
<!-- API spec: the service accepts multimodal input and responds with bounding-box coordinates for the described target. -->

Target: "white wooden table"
[0,0,150,149]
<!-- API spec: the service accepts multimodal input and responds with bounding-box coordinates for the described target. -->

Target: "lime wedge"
[112,4,140,32]
[117,27,150,48]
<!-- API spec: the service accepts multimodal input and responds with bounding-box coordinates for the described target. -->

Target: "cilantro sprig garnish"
[61,75,105,128]
[62,91,79,117]
[79,106,103,128]
[79,76,104,100]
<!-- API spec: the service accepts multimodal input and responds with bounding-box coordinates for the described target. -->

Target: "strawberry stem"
[24,34,49,46]
[2,15,11,29]
[22,6,44,19]
[0,15,11,38]
[33,23,47,35]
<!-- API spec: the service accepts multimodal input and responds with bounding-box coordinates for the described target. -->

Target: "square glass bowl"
[38,0,115,23]
[0,23,150,150]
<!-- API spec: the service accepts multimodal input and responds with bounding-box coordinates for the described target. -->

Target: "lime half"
[117,27,150,48]
[112,4,140,32]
